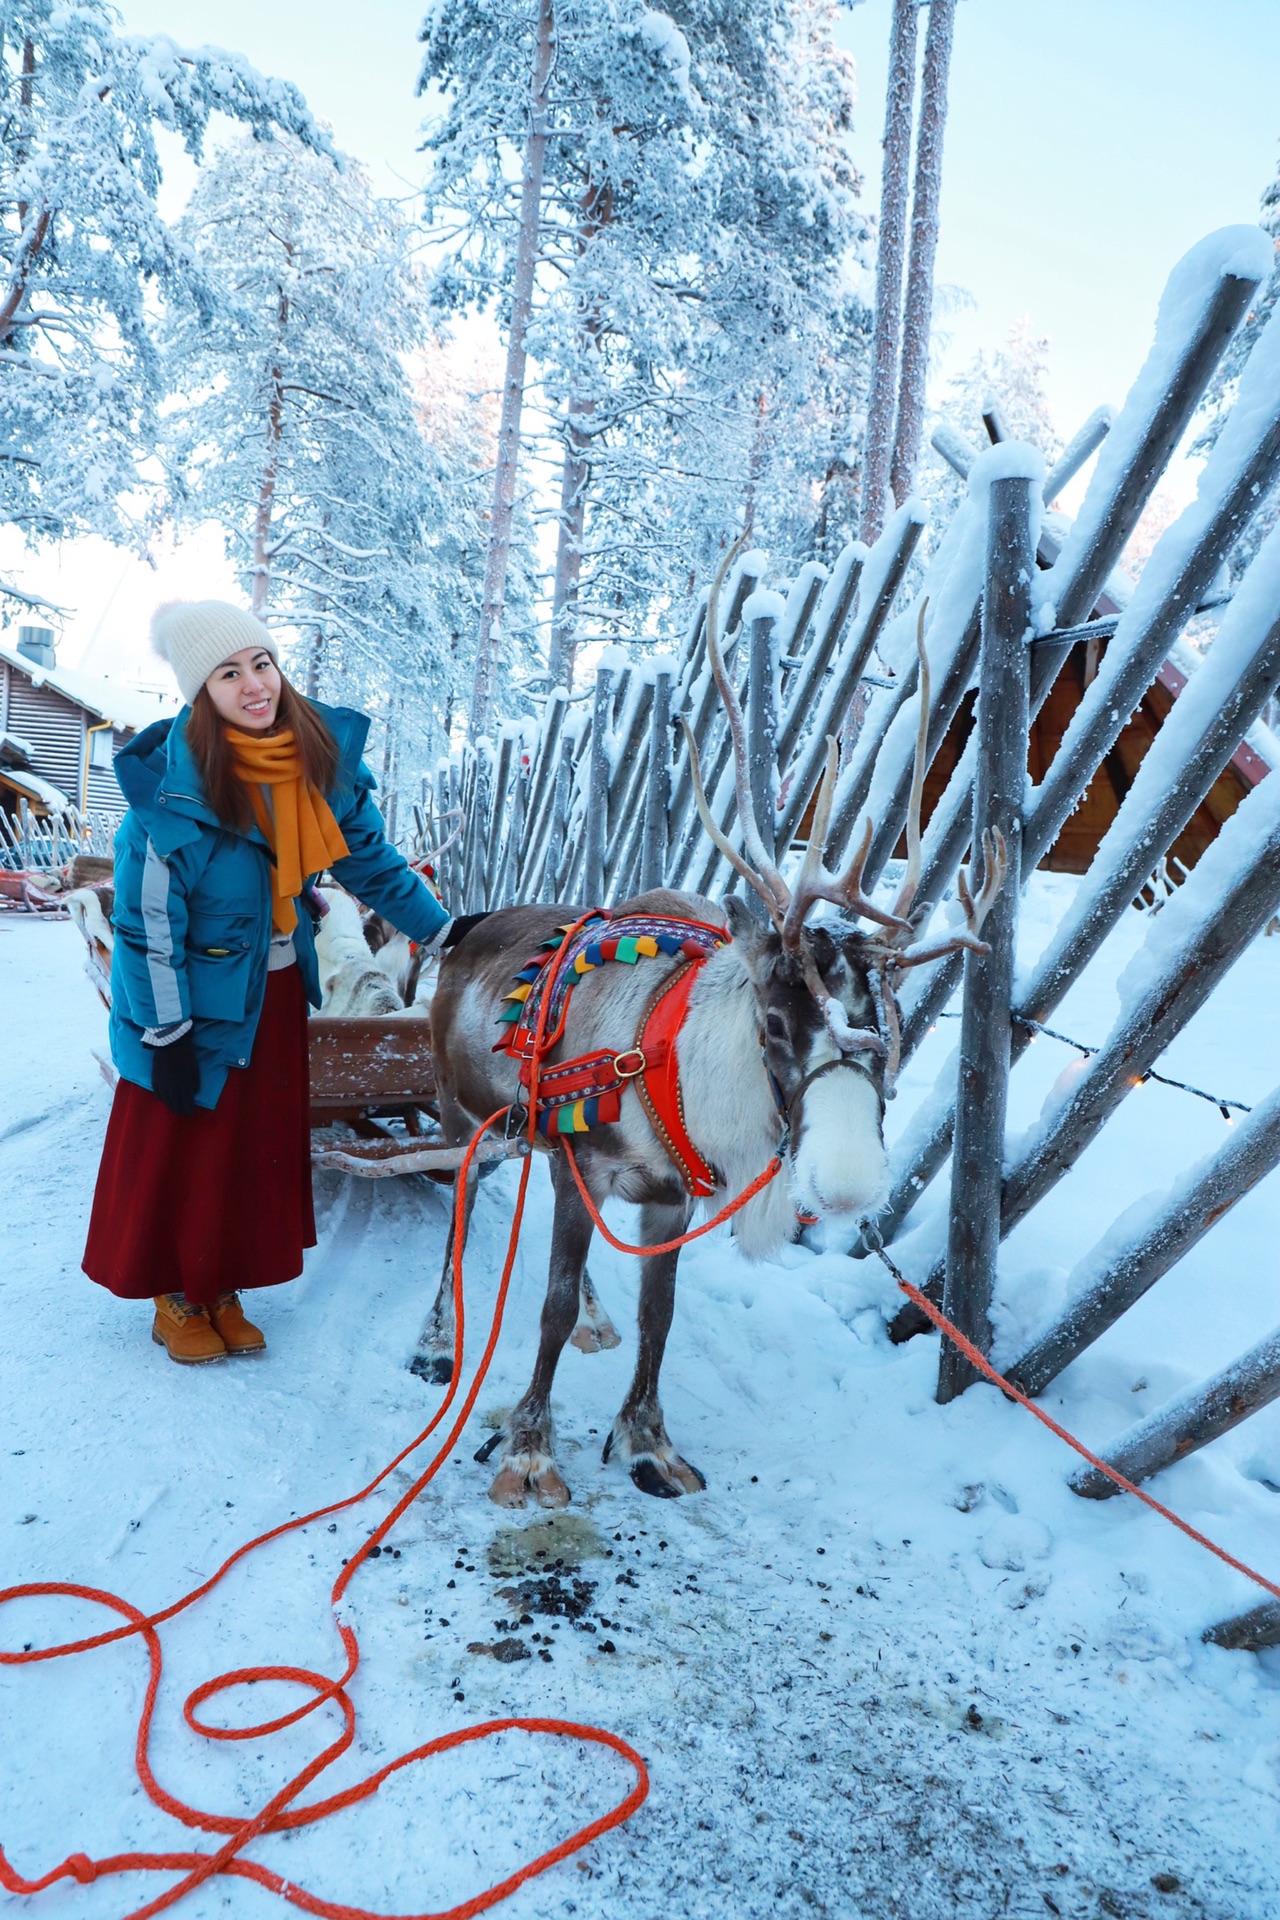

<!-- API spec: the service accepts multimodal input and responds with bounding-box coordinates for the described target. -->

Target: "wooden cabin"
[0,627,173,825]
[917,632,1275,876]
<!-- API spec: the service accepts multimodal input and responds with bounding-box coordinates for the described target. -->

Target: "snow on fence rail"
[421,227,1280,1647]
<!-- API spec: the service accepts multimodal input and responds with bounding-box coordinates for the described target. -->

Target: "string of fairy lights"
[937,1010,1254,1123]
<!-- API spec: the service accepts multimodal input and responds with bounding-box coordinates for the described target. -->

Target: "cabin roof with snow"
[0,634,176,819]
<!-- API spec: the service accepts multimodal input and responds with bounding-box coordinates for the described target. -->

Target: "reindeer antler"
[780,748,914,945]
[684,547,1009,1081]
[874,826,1008,970]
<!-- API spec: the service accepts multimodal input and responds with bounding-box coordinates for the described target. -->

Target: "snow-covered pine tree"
[421,0,869,700]
[0,1,322,611]
[161,133,507,789]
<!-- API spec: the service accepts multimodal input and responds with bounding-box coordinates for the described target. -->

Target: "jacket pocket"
[186,937,253,1021]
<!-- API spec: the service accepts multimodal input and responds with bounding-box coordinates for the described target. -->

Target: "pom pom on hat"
[150,600,279,705]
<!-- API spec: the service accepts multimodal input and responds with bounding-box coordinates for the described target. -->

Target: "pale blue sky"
[52,0,1280,674]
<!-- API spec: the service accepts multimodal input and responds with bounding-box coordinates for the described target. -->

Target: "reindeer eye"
[765,1010,788,1042]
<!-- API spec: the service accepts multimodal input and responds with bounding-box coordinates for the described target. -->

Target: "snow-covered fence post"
[450,761,468,905]
[1041,406,1114,504]
[493,740,527,908]
[543,728,576,900]
[775,562,829,705]
[465,744,494,912]
[746,596,781,867]
[938,465,1035,1403]
[582,665,615,903]
[666,554,765,855]
[963,772,1280,1260]
[1069,1323,1280,1501]
[775,510,925,849]
[641,667,674,890]
[775,543,866,767]
[483,730,516,908]
[1007,1087,1280,1399]
[893,237,1271,1074]
[515,691,568,896]
[603,676,656,896]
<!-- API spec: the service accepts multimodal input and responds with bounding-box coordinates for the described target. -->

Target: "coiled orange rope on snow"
[0,913,648,1920]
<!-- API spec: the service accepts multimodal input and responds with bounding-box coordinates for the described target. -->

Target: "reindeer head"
[723,896,892,1220]
[685,538,1008,1222]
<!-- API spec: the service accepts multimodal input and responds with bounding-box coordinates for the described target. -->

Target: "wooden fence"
[423,228,1280,1649]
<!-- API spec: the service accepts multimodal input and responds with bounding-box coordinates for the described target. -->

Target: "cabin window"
[89,728,115,769]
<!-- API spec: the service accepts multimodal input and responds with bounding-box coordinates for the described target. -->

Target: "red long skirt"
[83,966,316,1308]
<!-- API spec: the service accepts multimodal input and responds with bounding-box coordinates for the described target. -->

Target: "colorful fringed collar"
[496,910,727,1063]
[493,909,730,1193]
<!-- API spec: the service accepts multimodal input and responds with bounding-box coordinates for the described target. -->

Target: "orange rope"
[561,1138,782,1256]
[0,914,648,1920]
[892,1274,1280,1606]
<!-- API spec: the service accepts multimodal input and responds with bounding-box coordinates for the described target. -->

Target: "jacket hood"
[113,699,373,826]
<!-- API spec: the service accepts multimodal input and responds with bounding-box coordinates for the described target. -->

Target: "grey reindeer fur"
[421,886,892,1508]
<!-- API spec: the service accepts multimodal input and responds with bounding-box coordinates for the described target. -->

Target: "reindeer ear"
[723,893,775,981]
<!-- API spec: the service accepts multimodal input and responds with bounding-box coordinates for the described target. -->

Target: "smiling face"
[203,646,282,731]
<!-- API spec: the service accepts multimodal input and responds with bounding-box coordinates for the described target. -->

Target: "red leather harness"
[511,939,721,1199]
[630,958,719,1198]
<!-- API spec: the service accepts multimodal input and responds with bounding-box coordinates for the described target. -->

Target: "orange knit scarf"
[225,727,349,934]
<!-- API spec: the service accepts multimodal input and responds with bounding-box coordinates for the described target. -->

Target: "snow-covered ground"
[2,883,1279,1920]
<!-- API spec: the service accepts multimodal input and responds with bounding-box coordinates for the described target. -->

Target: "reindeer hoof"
[410,1353,453,1385]
[570,1319,622,1354]
[630,1456,706,1499]
[486,1462,572,1509]
[488,1466,531,1508]
[533,1467,571,1509]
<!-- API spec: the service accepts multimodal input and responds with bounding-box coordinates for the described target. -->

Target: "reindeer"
[423,558,1006,1509]
[314,886,404,1016]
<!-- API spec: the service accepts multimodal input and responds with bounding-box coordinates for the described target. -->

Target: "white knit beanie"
[150,600,280,705]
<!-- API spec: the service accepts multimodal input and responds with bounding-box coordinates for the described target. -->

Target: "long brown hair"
[184,674,342,832]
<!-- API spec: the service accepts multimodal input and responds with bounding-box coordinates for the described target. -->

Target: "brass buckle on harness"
[613,1048,646,1079]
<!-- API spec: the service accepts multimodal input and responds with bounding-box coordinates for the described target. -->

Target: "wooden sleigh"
[66,887,523,1182]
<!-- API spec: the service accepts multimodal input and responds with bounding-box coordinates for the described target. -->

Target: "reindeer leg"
[605,1201,705,1499]
[569,1267,622,1354]
[489,1154,593,1510]
[411,1087,481,1385]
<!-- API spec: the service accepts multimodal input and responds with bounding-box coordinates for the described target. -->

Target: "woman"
[83,599,452,1364]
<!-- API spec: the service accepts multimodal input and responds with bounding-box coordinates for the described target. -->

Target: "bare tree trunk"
[547,423,591,691]
[743,390,769,538]
[305,628,323,698]
[469,0,556,739]
[890,0,958,507]
[858,0,919,547]
[251,286,289,617]
[548,173,614,693]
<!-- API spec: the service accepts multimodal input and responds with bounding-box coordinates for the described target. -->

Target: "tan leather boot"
[209,1292,266,1356]
[152,1294,226,1364]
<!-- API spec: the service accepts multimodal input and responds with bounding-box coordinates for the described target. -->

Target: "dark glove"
[442,911,493,950]
[146,1028,200,1117]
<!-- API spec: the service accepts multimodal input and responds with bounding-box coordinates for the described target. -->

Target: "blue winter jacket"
[108,699,448,1110]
